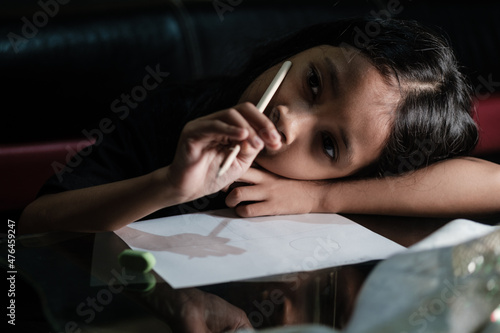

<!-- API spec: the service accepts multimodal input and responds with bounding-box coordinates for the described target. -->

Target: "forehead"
[294,44,398,101]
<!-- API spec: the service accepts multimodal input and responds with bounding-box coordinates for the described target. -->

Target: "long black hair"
[196,16,479,178]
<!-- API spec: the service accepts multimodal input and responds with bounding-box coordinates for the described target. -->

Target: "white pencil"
[217,60,292,177]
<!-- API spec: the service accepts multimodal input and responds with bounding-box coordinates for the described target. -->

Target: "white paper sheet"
[114,209,405,288]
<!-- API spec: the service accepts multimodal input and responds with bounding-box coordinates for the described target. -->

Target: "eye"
[321,132,337,161]
[307,65,320,97]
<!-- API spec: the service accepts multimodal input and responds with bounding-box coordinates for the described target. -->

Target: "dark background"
[1,0,499,218]
[1,2,499,331]
[1,0,499,143]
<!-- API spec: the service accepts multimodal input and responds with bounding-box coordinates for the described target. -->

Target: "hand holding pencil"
[218,61,292,176]
[167,61,291,202]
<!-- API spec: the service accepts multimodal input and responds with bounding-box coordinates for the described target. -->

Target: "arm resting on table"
[321,157,500,217]
[19,167,180,234]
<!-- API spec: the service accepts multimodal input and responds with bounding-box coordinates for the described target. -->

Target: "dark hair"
[201,17,479,178]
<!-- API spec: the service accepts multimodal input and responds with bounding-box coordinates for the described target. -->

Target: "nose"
[275,104,313,145]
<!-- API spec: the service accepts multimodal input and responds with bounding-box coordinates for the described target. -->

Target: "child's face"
[239,45,399,180]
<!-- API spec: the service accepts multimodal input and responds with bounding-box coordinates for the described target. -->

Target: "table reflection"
[9,213,495,333]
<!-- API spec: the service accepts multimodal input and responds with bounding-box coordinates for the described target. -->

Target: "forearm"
[321,157,500,217]
[19,167,182,234]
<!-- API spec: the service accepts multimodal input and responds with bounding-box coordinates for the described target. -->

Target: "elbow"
[18,200,46,235]
[18,195,57,235]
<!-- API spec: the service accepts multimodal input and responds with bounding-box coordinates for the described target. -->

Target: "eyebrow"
[323,57,353,163]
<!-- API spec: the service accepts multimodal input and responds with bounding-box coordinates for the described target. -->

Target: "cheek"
[238,84,256,104]
[255,151,303,179]
[239,80,269,105]
[239,66,282,104]
[255,153,321,180]
[256,150,352,180]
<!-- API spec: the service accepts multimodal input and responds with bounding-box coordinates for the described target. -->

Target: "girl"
[19,17,500,234]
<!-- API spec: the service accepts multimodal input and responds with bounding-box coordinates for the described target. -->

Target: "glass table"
[2,213,498,332]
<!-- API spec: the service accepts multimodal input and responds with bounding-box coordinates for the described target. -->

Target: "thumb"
[237,139,264,167]
[218,140,263,182]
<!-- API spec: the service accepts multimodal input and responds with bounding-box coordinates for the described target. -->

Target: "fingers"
[236,167,274,184]
[225,178,286,217]
[233,313,253,331]
[210,103,281,150]
[224,307,253,332]
[192,102,281,153]
[218,108,265,150]
[235,201,277,218]
[225,184,267,208]
[184,118,254,147]
[235,102,282,150]
[226,168,277,207]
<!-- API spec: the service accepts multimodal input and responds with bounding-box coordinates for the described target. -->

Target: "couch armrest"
[0,138,94,211]
[473,94,500,156]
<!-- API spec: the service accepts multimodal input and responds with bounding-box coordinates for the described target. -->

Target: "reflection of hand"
[226,167,326,217]
[149,285,253,333]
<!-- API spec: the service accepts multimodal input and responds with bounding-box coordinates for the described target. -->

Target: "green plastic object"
[118,249,156,273]
[126,272,157,293]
